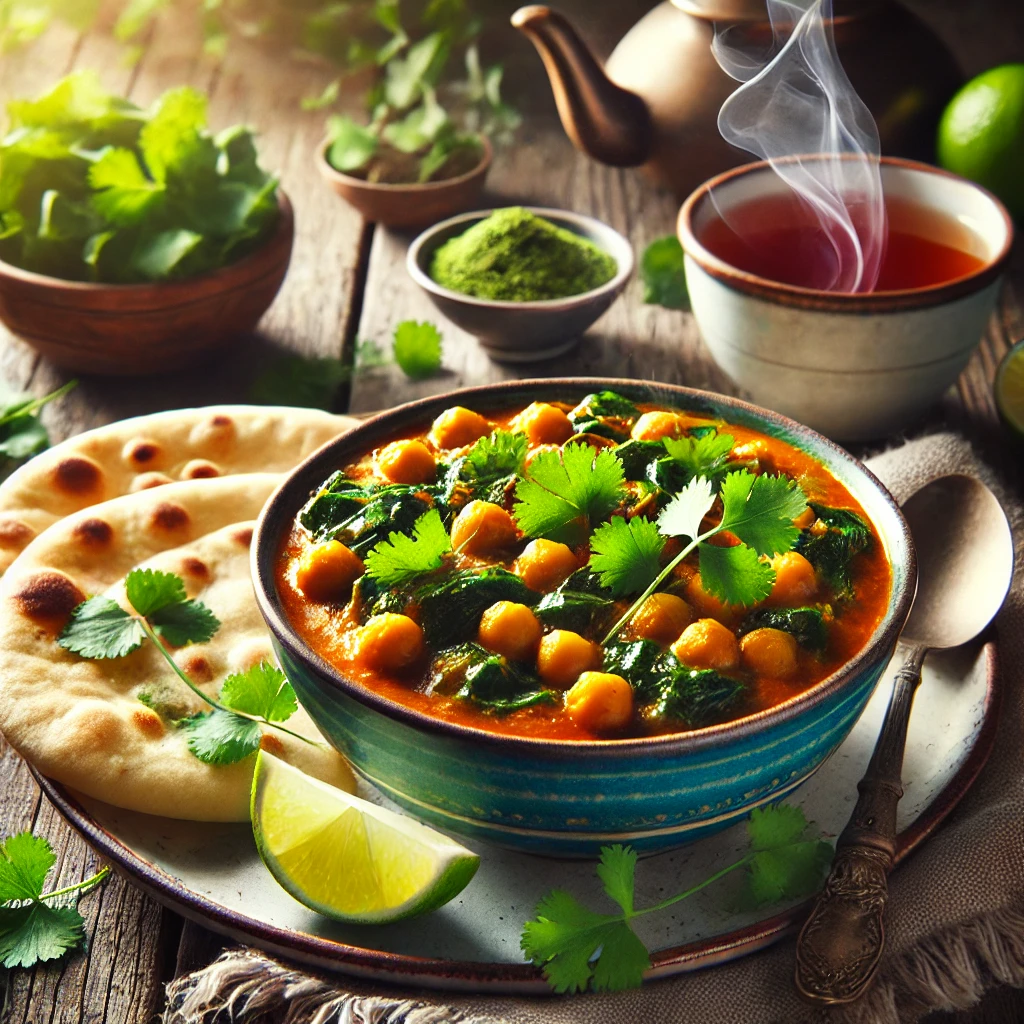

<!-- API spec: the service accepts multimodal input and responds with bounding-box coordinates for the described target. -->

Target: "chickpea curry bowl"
[253,380,915,857]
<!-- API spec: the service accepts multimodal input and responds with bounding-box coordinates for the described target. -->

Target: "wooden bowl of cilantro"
[0,73,293,376]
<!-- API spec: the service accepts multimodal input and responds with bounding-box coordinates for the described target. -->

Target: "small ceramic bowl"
[0,192,294,377]
[317,136,492,229]
[406,208,634,362]
[252,378,915,858]
[678,157,1014,442]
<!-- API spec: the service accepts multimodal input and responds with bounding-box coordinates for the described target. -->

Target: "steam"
[713,0,885,293]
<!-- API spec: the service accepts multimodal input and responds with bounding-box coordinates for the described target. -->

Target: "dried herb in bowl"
[429,207,618,301]
[0,71,279,284]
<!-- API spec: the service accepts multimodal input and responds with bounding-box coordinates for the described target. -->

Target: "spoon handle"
[794,645,927,1005]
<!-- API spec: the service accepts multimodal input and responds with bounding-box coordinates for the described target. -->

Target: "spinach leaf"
[535,569,617,634]
[429,642,556,713]
[612,439,665,481]
[416,568,538,648]
[568,390,639,443]
[795,504,871,600]
[738,606,829,653]
[299,473,368,538]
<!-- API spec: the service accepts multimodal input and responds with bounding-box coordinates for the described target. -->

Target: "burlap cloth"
[165,433,1024,1024]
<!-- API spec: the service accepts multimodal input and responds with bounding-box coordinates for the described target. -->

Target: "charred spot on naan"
[149,501,190,533]
[175,650,214,683]
[260,733,286,757]
[65,703,126,755]
[131,707,165,738]
[52,455,105,498]
[0,517,34,549]
[188,413,237,457]
[122,438,163,468]
[72,517,114,549]
[181,459,221,479]
[12,570,86,627]
[230,525,253,548]
[130,472,174,492]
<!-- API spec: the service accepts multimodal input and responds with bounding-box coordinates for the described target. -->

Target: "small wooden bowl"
[317,135,492,228]
[0,192,294,377]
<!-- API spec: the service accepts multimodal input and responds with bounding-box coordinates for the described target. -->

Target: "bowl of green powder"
[407,206,633,362]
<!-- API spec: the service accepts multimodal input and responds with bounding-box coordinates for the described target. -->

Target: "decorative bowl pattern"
[253,379,916,857]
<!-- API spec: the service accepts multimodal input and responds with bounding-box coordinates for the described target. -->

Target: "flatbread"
[0,475,355,821]
[0,405,357,574]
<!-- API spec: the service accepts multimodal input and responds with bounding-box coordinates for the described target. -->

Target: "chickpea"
[478,601,542,661]
[450,500,518,555]
[429,406,490,449]
[513,402,574,445]
[732,438,774,472]
[740,627,798,678]
[537,629,602,688]
[353,613,424,672]
[513,539,578,592]
[767,551,817,606]
[671,618,740,671]
[684,573,740,627]
[630,593,693,645]
[376,439,436,484]
[565,672,633,734]
[631,411,687,441]
[294,540,364,603]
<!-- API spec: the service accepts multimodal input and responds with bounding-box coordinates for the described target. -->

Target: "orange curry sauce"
[276,404,892,742]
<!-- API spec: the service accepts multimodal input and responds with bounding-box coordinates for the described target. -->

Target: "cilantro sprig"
[521,803,831,993]
[599,470,806,643]
[58,568,317,765]
[0,379,77,482]
[0,832,109,969]
[513,443,626,546]
[393,320,443,380]
[364,507,452,586]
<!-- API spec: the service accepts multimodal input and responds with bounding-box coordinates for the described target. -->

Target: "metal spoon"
[794,473,1014,1006]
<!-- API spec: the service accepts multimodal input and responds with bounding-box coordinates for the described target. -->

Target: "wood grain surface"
[0,1,1022,1021]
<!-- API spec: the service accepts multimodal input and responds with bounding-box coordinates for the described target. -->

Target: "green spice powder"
[429,207,618,302]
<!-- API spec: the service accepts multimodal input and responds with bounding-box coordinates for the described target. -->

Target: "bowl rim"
[317,133,493,194]
[0,190,294,296]
[677,155,1014,313]
[252,377,917,757]
[405,206,636,310]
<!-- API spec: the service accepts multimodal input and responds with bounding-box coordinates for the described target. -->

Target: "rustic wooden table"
[1,1,1022,1021]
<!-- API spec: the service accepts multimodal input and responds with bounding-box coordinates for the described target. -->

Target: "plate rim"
[31,638,1000,994]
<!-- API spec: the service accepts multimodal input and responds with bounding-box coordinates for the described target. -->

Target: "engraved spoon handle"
[794,645,927,1006]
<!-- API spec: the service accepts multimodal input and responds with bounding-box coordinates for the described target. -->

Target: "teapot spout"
[512,5,652,167]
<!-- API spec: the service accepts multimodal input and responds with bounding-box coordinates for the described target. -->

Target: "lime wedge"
[995,339,1024,439]
[251,751,479,923]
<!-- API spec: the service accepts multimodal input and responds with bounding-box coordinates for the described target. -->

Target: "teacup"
[677,157,1014,442]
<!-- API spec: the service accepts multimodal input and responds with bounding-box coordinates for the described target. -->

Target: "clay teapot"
[512,1,963,199]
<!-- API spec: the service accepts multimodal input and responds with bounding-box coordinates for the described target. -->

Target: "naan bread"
[0,405,357,574]
[0,475,354,821]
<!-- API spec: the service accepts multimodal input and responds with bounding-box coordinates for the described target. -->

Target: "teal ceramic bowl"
[252,379,916,858]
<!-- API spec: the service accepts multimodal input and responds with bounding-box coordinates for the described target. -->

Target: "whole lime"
[937,63,1024,220]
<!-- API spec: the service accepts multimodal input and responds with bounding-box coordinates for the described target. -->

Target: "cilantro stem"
[601,525,720,645]
[138,620,323,749]
[41,865,110,902]
[634,854,751,917]
[0,380,77,426]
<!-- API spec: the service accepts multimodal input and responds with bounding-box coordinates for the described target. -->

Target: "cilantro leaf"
[131,228,203,279]
[595,844,636,916]
[0,833,53,902]
[365,508,451,586]
[464,430,527,480]
[698,542,774,607]
[589,516,665,597]
[88,147,164,226]
[219,662,297,723]
[520,890,647,994]
[393,320,442,380]
[657,476,715,542]
[718,471,806,557]
[147,599,220,646]
[0,903,84,969]
[513,444,626,545]
[662,430,735,482]
[124,567,186,616]
[326,114,378,173]
[747,802,810,850]
[185,709,262,765]
[640,235,689,310]
[58,597,145,659]
[140,86,211,183]
[248,355,350,410]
